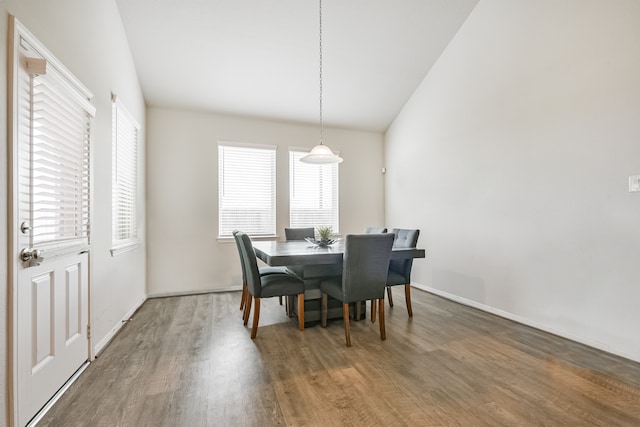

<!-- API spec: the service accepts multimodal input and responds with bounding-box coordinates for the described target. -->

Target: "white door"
[16,255,89,426]
[9,18,95,426]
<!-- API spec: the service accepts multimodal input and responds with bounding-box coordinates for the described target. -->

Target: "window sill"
[110,241,140,257]
[217,235,279,243]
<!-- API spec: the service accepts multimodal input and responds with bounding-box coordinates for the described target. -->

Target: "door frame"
[6,15,94,426]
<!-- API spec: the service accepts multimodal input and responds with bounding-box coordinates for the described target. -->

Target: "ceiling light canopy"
[300,0,343,165]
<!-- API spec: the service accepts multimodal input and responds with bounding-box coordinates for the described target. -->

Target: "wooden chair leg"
[240,283,247,310]
[288,296,295,318]
[297,294,305,331]
[343,303,351,347]
[404,284,413,317]
[250,298,261,339]
[379,298,386,341]
[243,295,252,326]
[371,300,377,323]
[279,296,283,305]
[321,293,328,328]
[356,301,362,321]
[387,286,394,307]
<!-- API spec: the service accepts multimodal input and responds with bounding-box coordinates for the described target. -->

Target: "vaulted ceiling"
[116,0,479,132]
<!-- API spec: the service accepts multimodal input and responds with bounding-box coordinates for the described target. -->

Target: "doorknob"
[20,248,44,266]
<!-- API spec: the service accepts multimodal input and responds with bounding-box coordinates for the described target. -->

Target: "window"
[289,149,339,232]
[218,142,276,237]
[17,36,95,255]
[111,94,140,255]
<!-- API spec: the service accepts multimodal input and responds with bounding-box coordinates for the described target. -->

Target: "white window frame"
[110,94,140,256]
[218,141,277,238]
[289,148,339,233]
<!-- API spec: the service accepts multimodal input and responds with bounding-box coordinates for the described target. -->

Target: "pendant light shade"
[300,0,343,165]
[301,144,343,164]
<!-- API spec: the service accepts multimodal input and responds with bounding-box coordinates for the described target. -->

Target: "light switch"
[630,175,640,193]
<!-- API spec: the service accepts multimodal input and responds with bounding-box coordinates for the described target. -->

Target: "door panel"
[18,254,89,425]
[66,264,81,341]
[32,271,54,372]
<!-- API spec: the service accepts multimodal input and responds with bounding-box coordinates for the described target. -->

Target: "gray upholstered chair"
[319,233,395,346]
[363,226,388,322]
[386,228,420,317]
[282,227,315,310]
[284,227,315,241]
[233,230,288,315]
[364,227,387,234]
[236,231,305,338]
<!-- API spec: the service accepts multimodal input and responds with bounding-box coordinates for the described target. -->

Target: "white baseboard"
[411,282,639,364]
[93,295,146,357]
[147,286,242,299]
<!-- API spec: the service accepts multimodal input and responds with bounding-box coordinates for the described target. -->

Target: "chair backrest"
[284,227,315,241]
[232,230,247,285]
[235,231,262,297]
[389,228,420,281]
[341,233,395,303]
[364,227,387,234]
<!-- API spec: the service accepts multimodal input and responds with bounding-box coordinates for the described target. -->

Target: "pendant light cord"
[319,0,324,145]
[300,0,342,164]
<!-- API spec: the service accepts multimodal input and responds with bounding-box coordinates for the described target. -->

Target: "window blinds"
[111,97,139,246]
[289,150,339,232]
[218,143,276,237]
[22,51,94,252]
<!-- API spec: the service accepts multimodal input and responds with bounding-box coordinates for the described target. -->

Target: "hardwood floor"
[37,289,640,426]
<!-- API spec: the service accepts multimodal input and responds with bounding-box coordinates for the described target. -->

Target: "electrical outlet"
[629,175,640,193]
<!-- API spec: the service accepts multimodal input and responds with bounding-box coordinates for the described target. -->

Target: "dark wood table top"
[252,240,425,266]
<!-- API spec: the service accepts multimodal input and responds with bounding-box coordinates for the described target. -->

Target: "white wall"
[385,0,640,362]
[2,2,147,423]
[147,107,385,296]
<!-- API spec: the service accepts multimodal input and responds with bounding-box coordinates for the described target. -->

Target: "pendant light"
[301,0,343,164]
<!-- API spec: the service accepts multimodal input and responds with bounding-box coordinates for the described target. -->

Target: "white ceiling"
[116,0,479,132]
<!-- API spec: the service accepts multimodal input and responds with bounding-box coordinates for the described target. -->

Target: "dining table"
[252,239,426,325]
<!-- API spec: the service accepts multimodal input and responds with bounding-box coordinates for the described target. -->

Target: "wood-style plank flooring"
[37,289,640,426]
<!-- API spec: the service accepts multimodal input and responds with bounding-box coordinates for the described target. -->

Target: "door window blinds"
[18,35,95,253]
[111,95,140,252]
[218,142,276,237]
[289,150,339,232]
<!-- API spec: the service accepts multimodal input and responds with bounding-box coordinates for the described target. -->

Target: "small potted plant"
[315,226,335,247]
